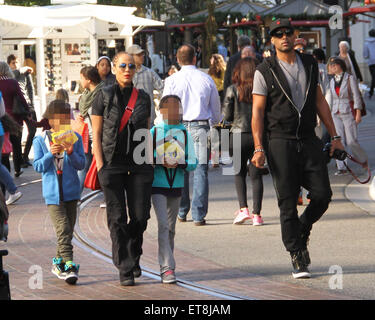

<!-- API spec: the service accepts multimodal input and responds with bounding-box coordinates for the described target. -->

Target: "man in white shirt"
[163,44,221,226]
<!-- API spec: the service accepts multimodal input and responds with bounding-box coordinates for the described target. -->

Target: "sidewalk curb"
[345,170,375,215]
[370,170,375,201]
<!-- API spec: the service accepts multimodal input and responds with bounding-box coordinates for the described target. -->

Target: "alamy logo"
[329,5,343,30]
[29,265,43,289]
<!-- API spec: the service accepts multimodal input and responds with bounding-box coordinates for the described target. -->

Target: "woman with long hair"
[208,53,226,102]
[328,57,368,175]
[0,61,30,177]
[222,57,265,226]
[95,56,116,86]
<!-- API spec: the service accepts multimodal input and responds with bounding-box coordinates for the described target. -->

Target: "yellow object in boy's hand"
[156,138,185,164]
[51,129,78,145]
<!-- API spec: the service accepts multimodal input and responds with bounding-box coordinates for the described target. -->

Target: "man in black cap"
[251,19,345,279]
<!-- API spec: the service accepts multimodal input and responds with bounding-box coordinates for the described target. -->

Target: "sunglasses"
[118,63,136,70]
[273,29,294,39]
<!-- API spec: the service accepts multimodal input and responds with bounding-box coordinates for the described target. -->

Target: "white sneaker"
[100,203,106,208]
[6,191,22,205]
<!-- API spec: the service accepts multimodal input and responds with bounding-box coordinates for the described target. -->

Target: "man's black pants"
[23,110,37,161]
[267,137,332,253]
[369,64,375,96]
[98,164,153,281]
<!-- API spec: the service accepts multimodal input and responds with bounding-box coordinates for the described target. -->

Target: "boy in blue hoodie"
[33,100,85,285]
[151,95,197,284]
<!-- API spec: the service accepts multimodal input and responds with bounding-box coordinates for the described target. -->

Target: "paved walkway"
[0,96,374,300]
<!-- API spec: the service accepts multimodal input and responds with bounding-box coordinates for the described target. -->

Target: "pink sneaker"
[233,208,251,224]
[252,214,264,226]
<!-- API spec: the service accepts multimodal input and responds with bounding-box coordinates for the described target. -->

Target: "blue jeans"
[179,122,210,222]
[0,135,17,194]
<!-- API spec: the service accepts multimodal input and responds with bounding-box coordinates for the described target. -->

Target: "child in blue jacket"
[151,95,197,284]
[33,100,85,285]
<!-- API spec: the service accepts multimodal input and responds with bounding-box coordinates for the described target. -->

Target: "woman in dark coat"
[0,62,30,177]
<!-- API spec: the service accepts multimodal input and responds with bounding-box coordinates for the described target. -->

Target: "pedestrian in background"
[77,66,104,196]
[338,41,363,83]
[7,54,36,168]
[223,35,251,95]
[0,61,30,178]
[208,53,226,102]
[0,91,22,205]
[163,44,221,226]
[151,95,197,284]
[33,100,85,285]
[128,44,164,125]
[96,56,116,86]
[363,29,375,98]
[222,57,265,226]
[328,57,368,176]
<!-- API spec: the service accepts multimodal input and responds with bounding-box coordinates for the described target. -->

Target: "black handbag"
[12,95,29,118]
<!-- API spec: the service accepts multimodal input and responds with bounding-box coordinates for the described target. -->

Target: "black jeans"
[369,64,375,96]
[267,137,332,253]
[9,134,23,173]
[230,132,264,213]
[98,164,153,281]
[23,110,37,161]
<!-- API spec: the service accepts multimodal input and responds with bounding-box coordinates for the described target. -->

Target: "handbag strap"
[119,87,139,133]
[347,74,353,103]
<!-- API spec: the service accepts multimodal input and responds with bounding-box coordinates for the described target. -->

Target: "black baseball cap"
[269,18,294,36]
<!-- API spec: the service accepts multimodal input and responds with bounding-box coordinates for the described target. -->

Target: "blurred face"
[160,98,182,124]
[271,28,295,53]
[96,59,111,80]
[79,73,90,90]
[113,53,136,87]
[133,52,145,66]
[48,113,71,132]
[9,59,19,71]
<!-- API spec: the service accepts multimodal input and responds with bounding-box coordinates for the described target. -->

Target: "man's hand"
[330,139,345,157]
[251,151,266,169]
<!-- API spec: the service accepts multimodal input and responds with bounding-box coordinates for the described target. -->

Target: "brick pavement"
[0,166,356,300]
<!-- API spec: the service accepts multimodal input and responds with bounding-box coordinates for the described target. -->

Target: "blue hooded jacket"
[33,132,85,205]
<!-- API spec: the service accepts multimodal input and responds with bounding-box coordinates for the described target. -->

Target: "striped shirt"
[132,65,164,122]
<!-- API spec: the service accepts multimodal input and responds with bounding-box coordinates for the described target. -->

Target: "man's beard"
[278,45,293,53]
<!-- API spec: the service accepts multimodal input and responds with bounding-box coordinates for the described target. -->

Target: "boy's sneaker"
[252,214,264,226]
[291,250,311,279]
[233,208,251,224]
[64,261,79,285]
[6,191,23,205]
[161,270,177,284]
[51,257,67,280]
